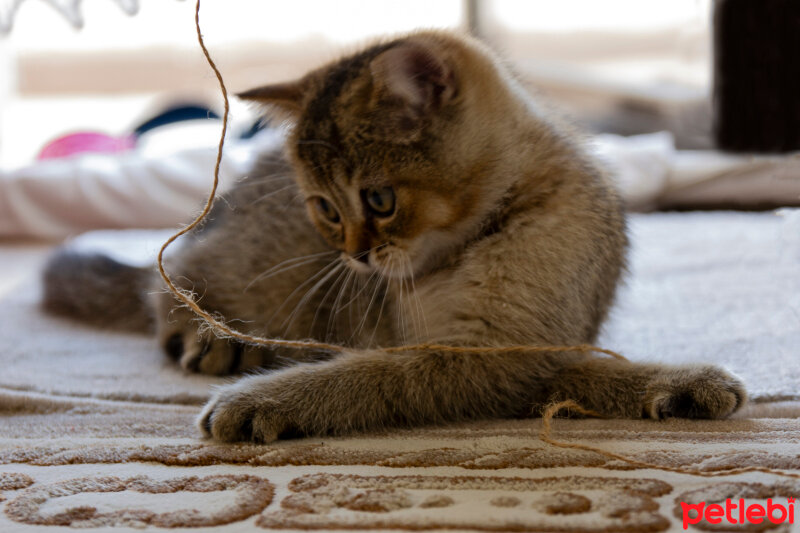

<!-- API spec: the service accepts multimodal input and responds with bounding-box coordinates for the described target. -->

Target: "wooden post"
[713,0,800,152]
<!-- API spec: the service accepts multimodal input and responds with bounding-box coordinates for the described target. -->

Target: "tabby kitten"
[43,30,746,442]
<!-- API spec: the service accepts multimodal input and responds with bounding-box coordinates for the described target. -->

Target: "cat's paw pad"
[644,366,746,420]
[198,383,288,443]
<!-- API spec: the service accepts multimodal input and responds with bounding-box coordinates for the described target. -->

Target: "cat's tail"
[42,250,154,333]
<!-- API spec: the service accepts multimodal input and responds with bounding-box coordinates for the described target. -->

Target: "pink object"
[37,132,135,160]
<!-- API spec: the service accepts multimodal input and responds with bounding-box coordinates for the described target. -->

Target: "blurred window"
[0,0,711,167]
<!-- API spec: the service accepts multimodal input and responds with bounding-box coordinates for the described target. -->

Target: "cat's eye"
[364,187,395,217]
[313,197,340,223]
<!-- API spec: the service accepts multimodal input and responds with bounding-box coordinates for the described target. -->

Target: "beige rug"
[1,210,799,532]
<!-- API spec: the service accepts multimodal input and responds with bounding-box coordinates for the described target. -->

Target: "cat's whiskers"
[346,268,364,338]
[345,268,379,346]
[398,257,414,342]
[250,183,299,205]
[356,270,373,333]
[234,173,294,188]
[403,251,428,341]
[391,258,408,344]
[264,257,341,331]
[309,261,351,341]
[400,266,406,344]
[367,261,392,348]
[244,250,337,293]
[340,250,375,310]
[350,266,384,346]
[327,264,356,341]
[281,260,345,336]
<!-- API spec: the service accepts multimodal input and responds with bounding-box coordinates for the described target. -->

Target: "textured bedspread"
[0,210,798,532]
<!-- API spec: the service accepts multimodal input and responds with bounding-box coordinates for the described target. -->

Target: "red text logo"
[681,498,795,529]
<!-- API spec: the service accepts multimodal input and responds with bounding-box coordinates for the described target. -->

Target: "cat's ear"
[237,81,306,119]
[370,42,456,118]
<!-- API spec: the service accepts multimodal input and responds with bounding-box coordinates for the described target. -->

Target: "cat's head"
[240,31,519,279]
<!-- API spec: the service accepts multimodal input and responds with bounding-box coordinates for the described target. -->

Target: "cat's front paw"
[644,365,746,420]
[198,377,290,443]
[157,305,269,375]
[163,330,244,376]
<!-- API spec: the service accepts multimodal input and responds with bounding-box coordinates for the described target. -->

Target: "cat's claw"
[198,381,287,443]
[644,365,746,420]
[159,314,263,375]
[167,332,234,375]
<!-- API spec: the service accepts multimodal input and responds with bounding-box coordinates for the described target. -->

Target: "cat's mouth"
[373,249,417,280]
[341,253,372,275]
[341,248,417,280]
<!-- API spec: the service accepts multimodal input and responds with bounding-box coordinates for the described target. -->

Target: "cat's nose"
[344,224,370,258]
[343,251,371,273]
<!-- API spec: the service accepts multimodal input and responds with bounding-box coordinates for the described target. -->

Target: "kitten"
[43,30,746,442]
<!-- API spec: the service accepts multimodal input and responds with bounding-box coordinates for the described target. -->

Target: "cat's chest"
[389,271,495,344]
[387,232,542,345]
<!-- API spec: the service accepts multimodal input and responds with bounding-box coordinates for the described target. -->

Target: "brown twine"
[160,0,799,482]
[156,0,344,354]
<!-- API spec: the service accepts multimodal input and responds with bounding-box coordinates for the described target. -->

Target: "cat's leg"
[199,346,573,442]
[544,357,746,420]
[198,348,746,442]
